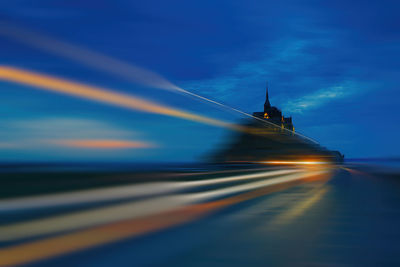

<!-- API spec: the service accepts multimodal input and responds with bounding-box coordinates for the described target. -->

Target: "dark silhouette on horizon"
[211,83,344,163]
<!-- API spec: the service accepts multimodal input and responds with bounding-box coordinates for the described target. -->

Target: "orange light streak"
[258,160,330,165]
[0,171,331,266]
[0,25,320,144]
[0,66,240,131]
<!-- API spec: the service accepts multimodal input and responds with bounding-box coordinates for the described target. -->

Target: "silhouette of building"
[252,83,294,131]
[210,82,344,163]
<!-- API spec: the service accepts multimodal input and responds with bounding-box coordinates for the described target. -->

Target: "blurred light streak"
[268,185,329,227]
[0,24,178,91]
[0,170,302,217]
[0,66,241,131]
[258,160,330,165]
[184,170,328,202]
[0,24,318,143]
[342,167,377,180]
[0,195,189,242]
[0,169,326,242]
[0,169,299,212]
[183,169,301,188]
[53,139,153,149]
[0,170,332,266]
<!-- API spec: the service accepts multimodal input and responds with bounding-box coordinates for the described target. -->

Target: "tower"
[264,82,271,112]
[252,82,294,132]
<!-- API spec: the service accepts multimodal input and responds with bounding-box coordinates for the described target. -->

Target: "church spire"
[264,81,271,111]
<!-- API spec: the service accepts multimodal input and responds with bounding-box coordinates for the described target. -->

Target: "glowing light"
[0,25,178,91]
[0,26,288,130]
[258,160,330,165]
[0,170,330,266]
[0,170,325,244]
[0,169,299,212]
[0,25,321,143]
[0,66,241,131]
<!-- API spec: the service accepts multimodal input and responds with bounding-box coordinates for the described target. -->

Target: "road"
[1,164,400,266]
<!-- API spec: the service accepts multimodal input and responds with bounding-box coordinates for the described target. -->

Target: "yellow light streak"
[0,170,331,266]
[0,25,320,144]
[0,66,241,131]
[268,186,329,226]
[258,161,330,165]
[0,170,310,242]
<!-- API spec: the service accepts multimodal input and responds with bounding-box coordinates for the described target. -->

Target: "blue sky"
[0,0,399,161]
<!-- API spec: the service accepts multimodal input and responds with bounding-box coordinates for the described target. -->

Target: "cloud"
[179,34,371,119]
[283,82,358,113]
[180,39,313,103]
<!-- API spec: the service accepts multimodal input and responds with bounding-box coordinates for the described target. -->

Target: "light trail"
[0,24,318,144]
[0,170,332,266]
[0,195,189,242]
[0,169,327,242]
[0,24,178,91]
[0,66,241,131]
[267,185,329,227]
[0,66,320,142]
[0,169,299,211]
[258,160,331,165]
[183,170,328,202]
[170,88,319,143]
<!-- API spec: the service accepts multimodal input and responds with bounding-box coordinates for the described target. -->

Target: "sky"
[0,0,399,162]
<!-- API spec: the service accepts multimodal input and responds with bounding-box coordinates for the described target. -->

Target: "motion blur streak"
[53,139,153,149]
[184,170,328,202]
[0,169,298,211]
[0,170,316,241]
[0,66,241,130]
[0,24,179,91]
[0,25,317,141]
[268,185,329,227]
[0,26,260,118]
[0,170,332,266]
[341,167,372,177]
[259,161,330,165]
